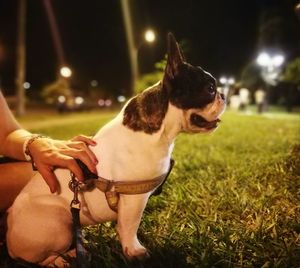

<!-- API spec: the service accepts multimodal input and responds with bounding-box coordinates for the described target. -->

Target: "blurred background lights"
[105,99,112,106]
[256,52,285,68]
[256,51,285,85]
[219,77,227,84]
[228,77,235,85]
[98,99,105,106]
[75,96,84,105]
[58,95,66,103]
[90,80,98,87]
[219,76,235,98]
[273,55,285,67]
[256,52,270,67]
[23,82,31,89]
[219,76,235,85]
[98,99,112,107]
[117,95,126,103]
[144,29,156,43]
[60,66,72,78]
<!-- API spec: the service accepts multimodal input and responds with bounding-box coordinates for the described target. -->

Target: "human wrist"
[23,134,46,169]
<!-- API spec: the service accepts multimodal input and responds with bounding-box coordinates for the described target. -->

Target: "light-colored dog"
[6,33,226,266]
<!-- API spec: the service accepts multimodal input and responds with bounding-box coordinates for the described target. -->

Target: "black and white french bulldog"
[6,33,226,266]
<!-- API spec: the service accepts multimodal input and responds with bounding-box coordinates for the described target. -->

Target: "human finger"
[61,148,97,175]
[67,141,98,165]
[64,157,85,181]
[71,135,97,146]
[38,166,59,193]
[48,154,85,182]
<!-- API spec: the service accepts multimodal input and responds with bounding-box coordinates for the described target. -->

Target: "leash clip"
[69,173,81,209]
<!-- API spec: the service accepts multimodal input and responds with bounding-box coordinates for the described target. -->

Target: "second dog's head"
[123,33,226,134]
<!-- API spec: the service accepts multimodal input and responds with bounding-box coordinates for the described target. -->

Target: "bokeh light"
[60,66,72,78]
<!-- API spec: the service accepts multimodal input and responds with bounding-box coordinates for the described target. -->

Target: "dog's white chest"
[92,113,173,182]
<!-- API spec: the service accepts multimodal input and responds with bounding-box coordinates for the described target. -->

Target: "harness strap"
[85,159,175,212]
[94,172,167,194]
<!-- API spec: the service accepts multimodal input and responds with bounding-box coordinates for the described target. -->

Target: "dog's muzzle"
[190,114,220,130]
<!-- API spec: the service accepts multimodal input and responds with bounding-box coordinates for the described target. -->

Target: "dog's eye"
[206,84,216,94]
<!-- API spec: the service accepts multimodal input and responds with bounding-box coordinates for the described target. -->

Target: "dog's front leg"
[116,192,151,259]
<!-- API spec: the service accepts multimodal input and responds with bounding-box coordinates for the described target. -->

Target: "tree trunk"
[16,0,26,116]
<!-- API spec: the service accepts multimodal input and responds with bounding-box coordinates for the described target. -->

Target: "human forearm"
[0,91,98,193]
[1,129,32,160]
[0,90,30,160]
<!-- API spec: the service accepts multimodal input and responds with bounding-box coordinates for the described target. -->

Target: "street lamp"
[256,51,285,86]
[256,51,285,111]
[132,29,156,93]
[144,29,156,43]
[60,66,72,78]
[138,28,156,65]
[219,76,235,97]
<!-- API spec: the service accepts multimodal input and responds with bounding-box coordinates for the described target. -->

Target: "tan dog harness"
[79,159,175,212]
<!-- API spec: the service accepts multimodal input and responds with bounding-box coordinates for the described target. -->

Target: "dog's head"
[123,33,226,134]
[163,33,226,133]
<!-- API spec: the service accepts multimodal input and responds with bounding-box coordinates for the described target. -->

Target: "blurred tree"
[135,72,163,94]
[281,57,300,87]
[258,16,284,50]
[240,3,300,105]
[257,3,300,54]
[87,85,114,100]
[240,62,263,92]
[280,57,300,112]
[41,78,72,104]
[135,58,166,94]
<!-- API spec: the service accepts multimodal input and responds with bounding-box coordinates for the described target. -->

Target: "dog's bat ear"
[165,32,185,79]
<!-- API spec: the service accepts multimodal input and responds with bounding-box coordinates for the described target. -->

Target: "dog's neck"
[160,103,184,143]
[122,81,184,144]
[122,82,168,135]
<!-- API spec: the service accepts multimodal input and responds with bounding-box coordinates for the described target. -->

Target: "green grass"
[2,109,300,267]
[18,110,116,138]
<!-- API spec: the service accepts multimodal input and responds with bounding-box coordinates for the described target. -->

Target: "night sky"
[0,0,299,96]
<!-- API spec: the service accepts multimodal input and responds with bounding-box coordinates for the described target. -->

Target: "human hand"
[27,135,98,193]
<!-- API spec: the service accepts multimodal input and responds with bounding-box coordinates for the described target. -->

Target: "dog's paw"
[124,245,150,261]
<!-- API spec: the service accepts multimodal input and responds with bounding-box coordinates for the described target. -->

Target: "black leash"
[69,174,90,268]
[69,159,98,267]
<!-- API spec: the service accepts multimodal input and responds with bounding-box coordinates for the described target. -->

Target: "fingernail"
[92,140,97,145]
